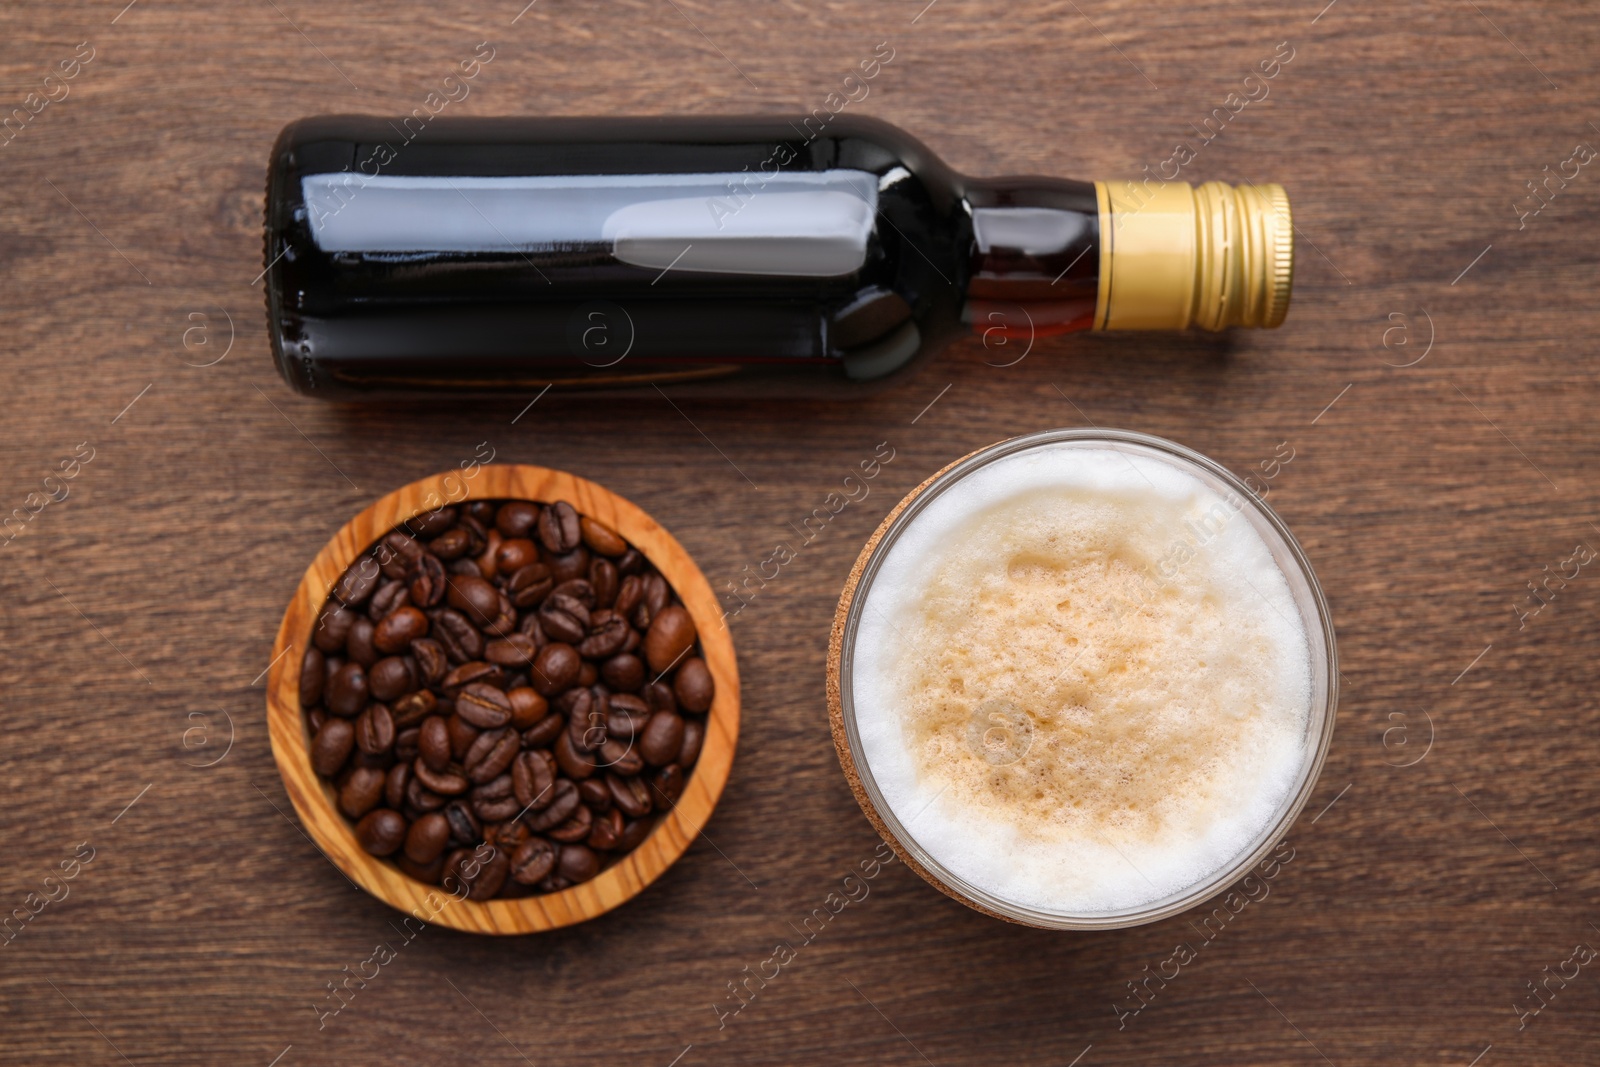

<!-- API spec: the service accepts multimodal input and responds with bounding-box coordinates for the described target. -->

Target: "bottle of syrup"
[265,114,1292,399]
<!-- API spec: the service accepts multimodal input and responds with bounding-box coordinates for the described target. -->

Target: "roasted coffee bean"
[538,500,581,553]
[465,500,496,524]
[613,575,645,619]
[650,764,685,810]
[405,812,450,864]
[537,874,573,893]
[674,656,715,712]
[578,778,612,813]
[485,592,518,638]
[334,558,381,606]
[458,513,488,552]
[603,706,643,742]
[410,637,449,684]
[394,725,421,761]
[368,656,415,702]
[476,528,504,580]
[405,774,448,814]
[408,551,448,607]
[577,614,629,659]
[549,578,595,607]
[340,766,386,818]
[538,594,589,644]
[324,653,344,693]
[300,646,326,708]
[385,761,411,809]
[547,803,593,843]
[554,730,596,780]
[632,573,669,630]
[411,507,457,539]
[510,837,557,884]
[307,707,328,734]
[531,643,580,696]
[522,712,565,749]
[639,711,685,767]
[678,718,705,769]
[345,617,379,667]
[577,661,599,688]
[396,851,445,885]
[444,800,482,847]
[326,662,369,718]
[620,626,641,655]
[449,558,484,579]
[456,683,513,729]
[589,558,620,609]
[616,815,655,852]
[607,692,649,722]
[355,703,396,755]
[374,606,429,654]
[472,774,521,822]
[312,718,355,776]
[419,716,452,772]
[464,728,520,784]
[391,688,437,728]
[644,572,671,614]
[526,778,580,831]
[356,809,407,856]
[446,713,479,760]
[580,515,627,557]
[446,574,500,629]
[552,685,588,718]
[644,680,678,715]
[508,562,555,609]
[588,807,624,851]
[368,578,411,621]
[413,758,470,797]
[644,606,697,673]
[546,547,590,585]
[597,736,643,777]
[557,843,600,882]
[496,537,539,574]
[485,633,538,668]
[601,653,645,693]
[431,608,484,663]
[430,527,474,560]
[486,818,532,854]
[441,661,506,693]
[506,687,548,730]
[563,688,602,752]
[467,849,510,901]
[313,601,357,653]
[612,546,643,576]
[379,531,422,578]
[513,749,558,809]
[496,501,539,538]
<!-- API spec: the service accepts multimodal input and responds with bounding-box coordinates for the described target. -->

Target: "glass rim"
[835,427,1339,930]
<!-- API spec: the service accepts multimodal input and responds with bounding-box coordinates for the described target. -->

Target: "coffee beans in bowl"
[267,466,738,933]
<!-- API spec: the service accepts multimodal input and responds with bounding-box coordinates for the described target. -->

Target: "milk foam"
[851,443,1312,915]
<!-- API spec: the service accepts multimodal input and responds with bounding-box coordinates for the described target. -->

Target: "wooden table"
[3,1,1595,1063]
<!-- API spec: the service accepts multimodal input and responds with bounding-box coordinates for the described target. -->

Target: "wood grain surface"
[264,465,741,935]
[2,1,1597,1064]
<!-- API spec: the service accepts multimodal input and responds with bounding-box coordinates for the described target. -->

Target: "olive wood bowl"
[266,464,740,934]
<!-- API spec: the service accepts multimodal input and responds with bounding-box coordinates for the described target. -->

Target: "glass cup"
[828,428,1338,929]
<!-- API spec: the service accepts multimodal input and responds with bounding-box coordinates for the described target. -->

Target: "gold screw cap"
[1094,179,1294,331]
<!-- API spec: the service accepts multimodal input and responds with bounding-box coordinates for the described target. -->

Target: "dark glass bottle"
[265,115,1292,400]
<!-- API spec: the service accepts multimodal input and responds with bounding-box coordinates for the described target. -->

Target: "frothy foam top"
[850,443,1313,916]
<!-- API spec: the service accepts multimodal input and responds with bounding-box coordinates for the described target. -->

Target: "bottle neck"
[961,176,1294,339]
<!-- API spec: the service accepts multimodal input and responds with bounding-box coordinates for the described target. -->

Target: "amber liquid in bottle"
[265,115,1288,399]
